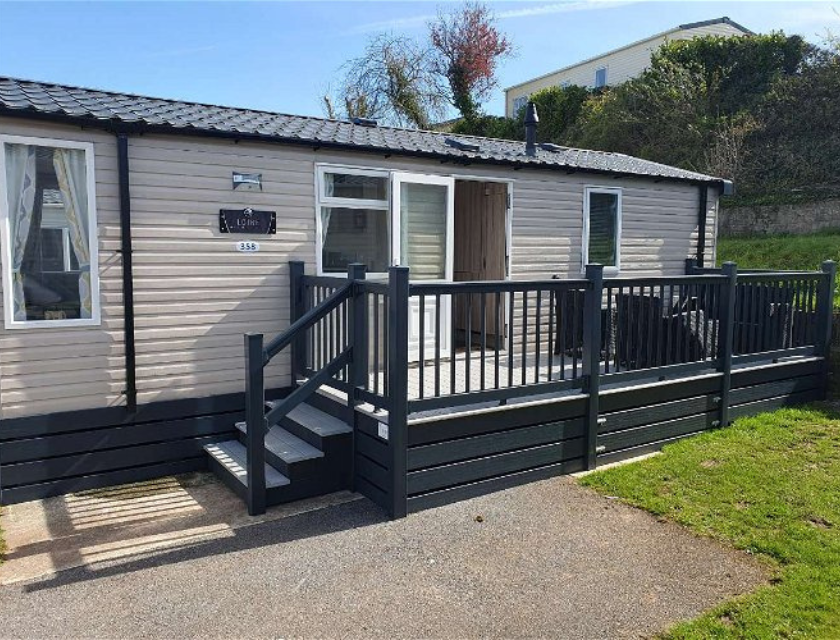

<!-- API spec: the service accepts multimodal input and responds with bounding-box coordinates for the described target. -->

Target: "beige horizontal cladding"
[0,118,716,417]
[0,117,125,419]
[505,21,747,116]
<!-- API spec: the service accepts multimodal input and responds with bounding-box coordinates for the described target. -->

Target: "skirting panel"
[596,359,825,464]
[0,387,289,505]
[406,395,586,513]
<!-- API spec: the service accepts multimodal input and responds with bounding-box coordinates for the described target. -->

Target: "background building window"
[512,96,528,115]
[583,187,621,272]
[594,67,608,88]
[1,138,99,326]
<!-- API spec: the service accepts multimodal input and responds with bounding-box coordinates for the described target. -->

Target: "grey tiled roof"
[0,77,723,185]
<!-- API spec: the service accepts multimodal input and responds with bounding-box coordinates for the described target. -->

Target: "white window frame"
[512,95,528,114]
[594,66,608,89]
[315,164,390,277]
[582,186,622,275]
[0,134,101,329]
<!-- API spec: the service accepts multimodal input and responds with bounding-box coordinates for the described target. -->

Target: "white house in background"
[505,17,753,117]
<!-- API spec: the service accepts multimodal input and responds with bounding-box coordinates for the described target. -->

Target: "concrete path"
[0,475,765,639]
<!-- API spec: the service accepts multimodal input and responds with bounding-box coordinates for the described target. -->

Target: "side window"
[583,187,621,273]
[0,137,100,327]
[594,67,608,89]
[512,96,528,115]
[317,168,390,275]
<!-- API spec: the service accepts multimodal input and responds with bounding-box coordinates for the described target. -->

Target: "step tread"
[269,401,353,437]
[235,423,325,463]
[204,440,290,489]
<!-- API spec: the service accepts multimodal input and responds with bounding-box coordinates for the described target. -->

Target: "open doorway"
[453,179,509,350]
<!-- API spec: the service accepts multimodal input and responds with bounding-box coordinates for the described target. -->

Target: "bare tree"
[429,2,513,121]
[325,34,445,129]
[703,115,759,183]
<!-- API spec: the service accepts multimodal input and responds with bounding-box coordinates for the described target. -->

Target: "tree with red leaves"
[429,2,514,121]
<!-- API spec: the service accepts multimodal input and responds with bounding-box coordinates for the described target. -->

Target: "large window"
[317,167,390,274]
[583,187,621,273]
[512,95,528,115]
[0,136,100,327]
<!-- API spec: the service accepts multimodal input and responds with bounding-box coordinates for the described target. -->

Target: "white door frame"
[390,171,455,277]
[391,172,456,362]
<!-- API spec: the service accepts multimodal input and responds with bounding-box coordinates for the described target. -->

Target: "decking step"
[269,401,352,437]
[204,441,290,489]
[235,423,324,463]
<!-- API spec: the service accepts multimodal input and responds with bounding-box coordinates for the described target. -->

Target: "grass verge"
[580,406,840,638]
[717,233,840,308]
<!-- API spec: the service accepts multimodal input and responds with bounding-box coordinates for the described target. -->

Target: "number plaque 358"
[236,241,260,253]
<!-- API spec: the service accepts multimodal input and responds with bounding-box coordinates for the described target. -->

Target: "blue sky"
[1,1,837,119]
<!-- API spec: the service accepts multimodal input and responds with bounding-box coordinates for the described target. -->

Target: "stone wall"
[720,198,840,237]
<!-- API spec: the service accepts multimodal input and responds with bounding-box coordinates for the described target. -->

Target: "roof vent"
[351,117,378,127]
[540,143,565,153]
[445,138,480,153]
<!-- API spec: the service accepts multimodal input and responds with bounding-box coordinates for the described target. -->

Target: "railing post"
[817,260,837,397]
[582,264,604,470]
[245,332,267,516]
[348,263,367,492]
[685,257,699,275]
[289,260,306,382]
[718,262,738,428]
[387,266,410,518]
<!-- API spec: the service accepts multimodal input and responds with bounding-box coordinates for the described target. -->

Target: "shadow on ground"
[1,472,373,589]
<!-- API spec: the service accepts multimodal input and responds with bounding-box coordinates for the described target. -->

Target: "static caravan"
[0,76,765,513]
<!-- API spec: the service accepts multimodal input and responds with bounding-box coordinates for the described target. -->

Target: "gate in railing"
[242,259,836,517]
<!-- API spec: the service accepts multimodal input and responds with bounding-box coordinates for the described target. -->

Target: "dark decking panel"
[407,458,586,513]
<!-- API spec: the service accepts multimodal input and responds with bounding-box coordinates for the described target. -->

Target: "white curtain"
[320,208,332,245]
[4,144,38,321]
[321,173,335,246]
[53,148,92,318]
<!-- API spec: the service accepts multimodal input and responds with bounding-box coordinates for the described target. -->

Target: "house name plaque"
[219,208,277,234]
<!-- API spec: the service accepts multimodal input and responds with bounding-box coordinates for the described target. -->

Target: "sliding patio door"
[391,173,455,361]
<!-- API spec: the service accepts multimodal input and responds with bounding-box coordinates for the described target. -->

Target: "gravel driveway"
[0,476,764,638]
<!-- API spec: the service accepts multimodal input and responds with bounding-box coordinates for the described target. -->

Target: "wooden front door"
[454,181,508,339]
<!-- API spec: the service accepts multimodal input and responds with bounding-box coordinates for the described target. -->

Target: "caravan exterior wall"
[0,116,717,420]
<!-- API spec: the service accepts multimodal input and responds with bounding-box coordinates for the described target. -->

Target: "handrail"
[264,349,351,427]
[263,282,352,363]
[243,264,360,516]
[409,278,590,295]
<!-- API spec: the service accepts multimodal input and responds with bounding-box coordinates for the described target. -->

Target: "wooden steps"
[205,401,352,508]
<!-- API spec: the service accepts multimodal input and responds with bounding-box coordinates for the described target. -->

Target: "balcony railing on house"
[241,258,837,517]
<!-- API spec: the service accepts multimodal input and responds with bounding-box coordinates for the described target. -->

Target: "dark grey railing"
[407,277,591,412]
[242,262,364,516]
[242,259,835,518]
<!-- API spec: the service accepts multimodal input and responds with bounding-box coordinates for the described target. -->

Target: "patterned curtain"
[4,144,38,321]
[53,148,92,318]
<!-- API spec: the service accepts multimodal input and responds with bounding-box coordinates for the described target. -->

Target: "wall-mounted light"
[233,171,262,191]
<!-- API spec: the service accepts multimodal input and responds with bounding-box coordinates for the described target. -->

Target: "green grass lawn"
[717,232,840,308]
[580,406,840,639]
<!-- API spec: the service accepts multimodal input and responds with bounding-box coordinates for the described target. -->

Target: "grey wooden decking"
[367,350,587,402]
